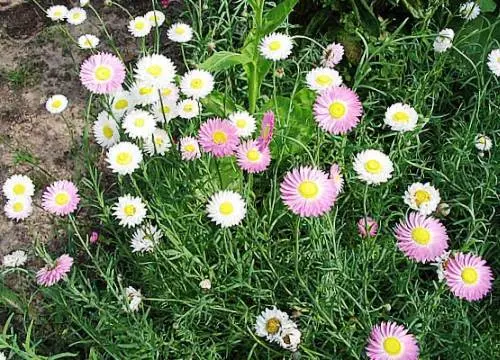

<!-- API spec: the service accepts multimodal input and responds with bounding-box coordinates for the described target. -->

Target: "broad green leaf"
[199,51,251,72]
[479,0,496,12]
[0,286,26,313]
[261,0,299,35]
[201,91,238,117]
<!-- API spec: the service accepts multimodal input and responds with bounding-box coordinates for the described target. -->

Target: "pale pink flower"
[256,111,275,150]
[80,52,126,94]
[42,180,80,216]
[236,140,271,173]
[358,217,378,238]
[36,254,73,287]
[322,42,344,67]
[365,321,419,360]
[198,118,239,157]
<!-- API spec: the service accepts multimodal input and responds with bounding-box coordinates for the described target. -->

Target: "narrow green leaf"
[0,286,26,313]
[261,0,299,35]
[199,51,251,72]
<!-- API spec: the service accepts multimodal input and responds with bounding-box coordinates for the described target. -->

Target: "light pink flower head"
[80,52,126,94]
[394,212,449,263]
[36,254,73,287]
[313,86,363,135]
[444,252,493,301]
[358,217,378,238]
[256,111,275,151]
[365,321,419,360]
[198,118,239,157]
[322,42,344,68]
[89,231,99,244]
[280,166,337,217]
[179,136,201,161]
[329,163,344,195]
[236,140,271,173]
[42,180,80,216]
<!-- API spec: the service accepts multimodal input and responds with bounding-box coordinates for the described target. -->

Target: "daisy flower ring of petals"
[110,90,133,118]
[198,118,239,157]
[158,83,180,103]
[122,110,156,140]
[433,28,454,53]
[384,103,418,132]
[353,149,394,185]
[3,174,35,200]
[178,99,201,119]
[167,23,193,43]
[129,16,152,37]
[229,111,256,138]
[152,99,178,123]
[135,54,176,88]
[236,140,271,174]
[36,254,73,287]
[66,7,86,25]
[365,321,419,360]
[145,10,166,27]
[444,252,493,301]
[131,223,163,253]
[280,166,337,217]
[42,180,80,216]
[46,94,68,114]
[130,82,159,106]
[92,111,120,148]
[80,53,126,94]
[180,69,214,99]
[487,49,500,77]
[474,134,493,151]
[112,195,147,228]
[306,67,343,92]
[255,307,292,343]
[4,196,33,221]
[460,1,480,21]
[329,163,344,195]
[106,142,143,175]
[3,250,28,268]
[46,5,68,21]
[322,42,344,68]
[206,191,246,228]
[313,86,363,135]
[403,182,441,215]
[78,34,99,50]
[259,33,293,61]
[179,136,201,160]
[144,128,172,156]
[394,212,449,263]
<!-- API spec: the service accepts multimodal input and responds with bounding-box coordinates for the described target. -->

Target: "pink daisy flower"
[313,86,363,135]
[80,52,126,94]
[42,180,80,216]
[36,254,73,287]
[198,118,239,157]
[236,140,271,173]
[365,321,419,360]
[394,212,449,263]
[329,163,344,195]
[280,166,337,217]
[358,217,378,238]
[322,42,344,68]
[256,111,275,150]
[444,252,493,301]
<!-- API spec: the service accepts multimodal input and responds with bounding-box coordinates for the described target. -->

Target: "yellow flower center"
[411,227,431,245]
[72,13,81,20]
[139,87,153,96]
[13,184,26,196]
[147,64,162,77]
[364,159,382,174]
[134,118,145,128]
[135,21,145,30]
[478,137,486,144]
[54,10,62,17]
[183,103,193,112]
[298,181,319,199]
[155,137,164,146]
[212,131,227,145]
[265,318,281,335]
[95,66,111,81]
[190,78,203,90]
[269,40,281,51]
[219,201,234,215]
[328,101,346,119]
[414,189,430,206]
[84,39,93,47]
[162,88,172,96]
[316,74,333,86]
[52,99,62,108]
[383,337,402,356]
[115,99,128,110]
[236,119,247,128]
[461,267,478,285]
[55,192,70,206]
[116,152,132,165]
[393,111,409,123]
[102,125,114,139]
[124,204,136,216]
[246,149,260,162]
[162,105,171,114]
[175,26,185,35]
[13,202,24,212]
[184,144,195,152]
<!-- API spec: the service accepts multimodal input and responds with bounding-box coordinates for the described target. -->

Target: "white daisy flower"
[459,2,480,21]
[122,110,156,140]
[228,111,256,138]
[106,142,143,175]
[487,49,500,76]
[157,83,180,103]
[113,194,147,228]
[2,174,35,200]
[2,250,28,268]
[144,128,172,156]
[384,103,419,132]
[0,352,5,360]
[110,90,134,118]
[125,286,143,312]
[179,136,201,160]
[177,99,201,119]
[135,54,176,88]
[353,149,394,185]
[78,34,99,49]
[431,250,451,282]
[130,223,163,253]
[259,33,293,61]
[4,196,33,221]
[152,100,178,123]
[145,10,165,27]
[130,82,159,106]
[128,16,152,37]
[93,111,120,148]
[46,5,68,21]
[255,307,291,343]
[167,23,193,43]
[278,323,301,352]
[433,28,454,53]
[45,94,68,114]
[474,134,492,151]
[305,67,343,92]
[403,182,441,215]
[180,70,214,99]
[66,7,87,25]
[199,279,212,290]
[206,190,246,228]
